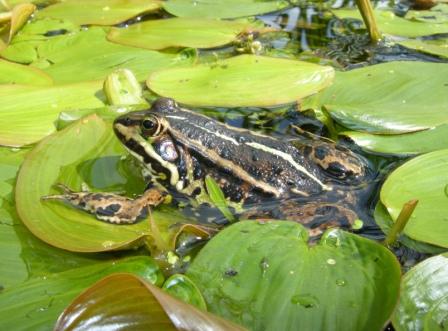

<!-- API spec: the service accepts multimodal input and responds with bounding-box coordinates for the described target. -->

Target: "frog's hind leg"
[42,184,166,224]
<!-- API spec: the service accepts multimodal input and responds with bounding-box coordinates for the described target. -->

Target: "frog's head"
[113,98,182,187]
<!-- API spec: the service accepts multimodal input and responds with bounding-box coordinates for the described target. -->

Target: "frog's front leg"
[41,184,166,224]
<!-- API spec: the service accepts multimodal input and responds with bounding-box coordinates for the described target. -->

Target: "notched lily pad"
[108,17,269,50]
[393,253,448,331]
[147,54,335,107]
[37,0,162,26]
[15,114,152,252]
[381,149,448,248]
[55,273,247,331]
[187,221,401,331]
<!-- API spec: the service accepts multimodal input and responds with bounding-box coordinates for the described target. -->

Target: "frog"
[43,98,374,238]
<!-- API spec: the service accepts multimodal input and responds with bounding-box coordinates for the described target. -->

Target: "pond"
[0,0,447,330]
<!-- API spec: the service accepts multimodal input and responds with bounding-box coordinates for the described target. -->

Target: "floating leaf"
[33,27,196,84]
[0,3,35,50]
[14,115,151,252]
[163,0,288,19]
[187,221,401,331]
[398,38,448,59]
[0,58,52,85]
[148,55,334,107]
[55,273,246,331]
[381,149,448,248]
[103,68,147,105]
[342,124,448,155]
[311,61,448,134]
[333,9,448,37]
[108,17,266,50]
[406,4,448,24]
[163,274,207,310]
[393,253,448,331]
[37,0,162,26]
[0,80,105,147]
[0,256,164,331]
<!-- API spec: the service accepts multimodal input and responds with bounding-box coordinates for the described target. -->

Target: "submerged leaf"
[163,0,289,19]
[55,273,247,331]
[108,17,267,50]
[187,221,401,331]
[37,0,162,26]
[381,149,448,248]
[0,256,163,331]
[147,55,334,107]
[393,253,448,331]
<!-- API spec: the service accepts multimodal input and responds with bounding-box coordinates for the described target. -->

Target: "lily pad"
[406,4,448,24]
[0,80,105,147]
[37,0,162,26]
[14,115,152,252]
[148,55,334,107]
[333,9,448,37]
[312,61,448,134]
[0,256,164,331]
[108,17,266,50]
[393,253,448,331]
[163,0,288,19]
[398,38,448,59]
[342,124,448,155]
[187,221,401,331]
[381,149,448,248]
[55,273,247,331]
[33,27,196,84]
[0,58,53,85]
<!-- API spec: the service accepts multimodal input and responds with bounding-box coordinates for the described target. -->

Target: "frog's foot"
[42,184,166,224]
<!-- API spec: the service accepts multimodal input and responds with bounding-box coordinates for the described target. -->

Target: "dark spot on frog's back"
[151,97,177,113]
[96,203,122,216]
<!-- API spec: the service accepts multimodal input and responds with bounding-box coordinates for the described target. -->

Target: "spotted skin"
[42,184,165,224]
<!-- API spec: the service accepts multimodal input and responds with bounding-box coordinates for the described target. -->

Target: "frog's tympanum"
[43,98,374,238]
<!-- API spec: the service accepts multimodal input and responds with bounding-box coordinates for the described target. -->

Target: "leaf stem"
[355,0,382,44]
[383,199,419,247]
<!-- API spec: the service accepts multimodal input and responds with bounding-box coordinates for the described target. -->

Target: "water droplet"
[351,219,364,230]
[102,6,110,11]
[326,258,336,265]
[102,240,115,248]
[402,100,406,104]
[336,279,346,286]
[260,257,270,273]
[290,294,319,308]
[388,70,394,74]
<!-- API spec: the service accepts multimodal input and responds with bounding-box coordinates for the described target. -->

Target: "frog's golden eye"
[141,117,159,136]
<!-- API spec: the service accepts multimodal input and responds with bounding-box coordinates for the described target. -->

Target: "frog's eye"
[141,117,159,136]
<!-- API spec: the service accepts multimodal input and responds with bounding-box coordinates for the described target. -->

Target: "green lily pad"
[108,17,265,50]
[0,58,52,85]
[342,124,448,155]
[398,38,448,59]
[381,149,448,248]
[0,256,164,331]
[147,54,334,107]
[37,0,162,26]
[187,221,401,331]
[393,253,448,331]
[163,274,207,310]
[312,61,448,134]
[0,80,105,147]
[14,115,152,252]
[33,27,196,84]
[55,273,247,331]
[374,202,446,254]
[333,9,448,37]
[163,0,288,19]
[406,4,448,24]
